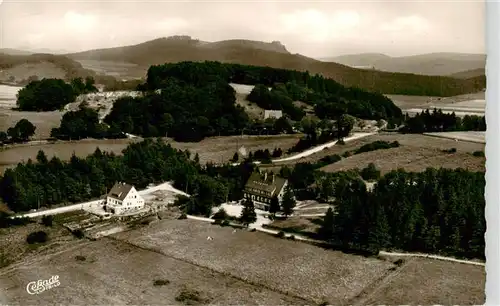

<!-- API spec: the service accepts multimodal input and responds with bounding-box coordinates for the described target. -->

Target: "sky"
[0,0,485,58]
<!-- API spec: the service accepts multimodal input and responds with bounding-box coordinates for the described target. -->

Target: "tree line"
[402,109,486,133]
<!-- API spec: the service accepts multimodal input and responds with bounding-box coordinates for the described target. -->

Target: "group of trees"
[104,80,250,142]
[318,168,485,259]
[50,106,126,140]
[402,109,486,133]
[0,119,36,144]
[16,78,77,111]
[16,77,98,112]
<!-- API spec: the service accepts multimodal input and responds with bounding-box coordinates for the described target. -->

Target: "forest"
[102,61,404,141]
[146,61,404,119]
[318,168,485,260]
[401,109,486,133]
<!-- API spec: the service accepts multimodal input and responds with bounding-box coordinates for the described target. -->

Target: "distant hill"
[322,52,486,77]
[64,37,485,97]
[0,53,115,86]
[449,68,485,79]
[0,48,33,56]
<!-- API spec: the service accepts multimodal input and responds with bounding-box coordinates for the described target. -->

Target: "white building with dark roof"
[105,182,144,214]
[264,110,283,120]
[243,171,288,211]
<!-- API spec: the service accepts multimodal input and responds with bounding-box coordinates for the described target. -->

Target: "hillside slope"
[324,52,486,76]
[65,37,485,97]
[0,53,118,86]
[449,68,485,79]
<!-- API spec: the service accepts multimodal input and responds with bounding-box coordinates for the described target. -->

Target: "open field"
[0,212,86,269]
[357,257,485,305]
[424,131,485,143]
[0,109,63,140]
[386,91,485,111]
[0,139,137,174]
[167,134,303,165]
[265,216,322,237]
[261,132,485,174]
[0,236,305,305]
[0,134,303,174]
[230,83,266,119]
[75,59,145,80]
[0,62,66,84]
[320,144,485,174]
[112,219,395,304]
[388,92,486,117]
[0,84,63,139]
[0,217,485,304]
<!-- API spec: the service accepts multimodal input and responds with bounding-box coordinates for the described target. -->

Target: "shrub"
[342,151,352,158]
[26,231,48,244]
[72,229,85,239]
[221,220,230,227]
[394,259,405,266]
[276,231,286,238]
[75,255,86,261]
[175,288,208,304]
[442,148,457,154]
[354,140,398,154]
[41,215,53,227]
[361,163,381,181]
[473,150,485,157]
[178,213,188,220]
[153,279,170,286]
[287,235,296,240]
[212,208,228,221]
[337,139,345,145]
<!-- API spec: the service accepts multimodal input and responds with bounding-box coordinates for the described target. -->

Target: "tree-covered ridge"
[146,61,403,120]
[103,61,403,141]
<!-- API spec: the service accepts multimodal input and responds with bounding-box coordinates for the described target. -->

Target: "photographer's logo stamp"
[26,275,60,295]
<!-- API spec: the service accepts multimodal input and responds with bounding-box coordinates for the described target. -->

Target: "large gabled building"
[105,182,145,214]
[243,171,288,211]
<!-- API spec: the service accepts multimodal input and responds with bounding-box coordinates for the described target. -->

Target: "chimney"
[264,172,268,181]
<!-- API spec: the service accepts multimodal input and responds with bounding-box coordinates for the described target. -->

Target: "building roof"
[244,172,287,197]
[107,182,134,201]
